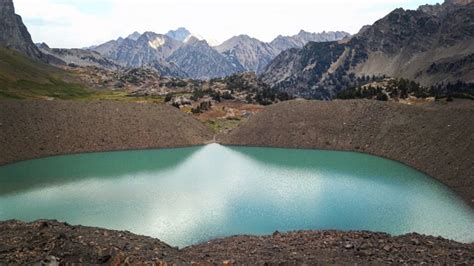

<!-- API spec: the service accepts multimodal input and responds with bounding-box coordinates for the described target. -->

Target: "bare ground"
[0,99,214,165]
[0,220,472,265]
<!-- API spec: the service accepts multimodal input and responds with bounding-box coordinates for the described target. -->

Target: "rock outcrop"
[168,37,243,79]
[38,44,121,70]
[0,0,42,59]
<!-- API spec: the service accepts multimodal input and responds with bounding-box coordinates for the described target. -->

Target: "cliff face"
[0,0,43,59]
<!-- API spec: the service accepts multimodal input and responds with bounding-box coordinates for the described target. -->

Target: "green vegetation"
[84,91,166,103]
[0,47,91,99]
[336,78,474,101]
[431,81,474,100]
[0,48,168,103]
[205,118,242,133]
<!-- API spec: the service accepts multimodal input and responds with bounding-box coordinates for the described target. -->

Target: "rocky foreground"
[0,220,473,265]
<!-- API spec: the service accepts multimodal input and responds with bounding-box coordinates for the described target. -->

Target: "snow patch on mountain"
[148,37,166,49]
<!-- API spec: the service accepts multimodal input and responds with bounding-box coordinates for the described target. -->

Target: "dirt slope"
[0,100,214,165]
[220,99,474,208]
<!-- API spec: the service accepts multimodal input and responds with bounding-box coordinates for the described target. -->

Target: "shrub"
[164,94,173,102]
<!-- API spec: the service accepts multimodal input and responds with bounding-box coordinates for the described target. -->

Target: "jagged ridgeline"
[261,0,474,99]
[90,29,350,79]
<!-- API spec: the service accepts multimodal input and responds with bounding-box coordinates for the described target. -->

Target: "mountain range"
[88,28,350,79]
[261,0,474,99]
[1,0,472,100]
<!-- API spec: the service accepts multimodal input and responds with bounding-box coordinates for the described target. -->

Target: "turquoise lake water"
[0,144,473,246]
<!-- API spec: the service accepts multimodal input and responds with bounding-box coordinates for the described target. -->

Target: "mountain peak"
[184,35,201,44]
[166,27,192,42]
[126,31,141,41]
[0,0,15,14]
[36,42,49,50]
[236,34,253,39]
[0,0,44,59]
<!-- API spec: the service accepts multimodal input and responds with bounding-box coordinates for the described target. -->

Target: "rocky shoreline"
[1,99,473,264]
[0,220,473,265]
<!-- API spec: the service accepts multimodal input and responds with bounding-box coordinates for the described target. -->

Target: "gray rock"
[0,0,43,59]
[168,38,242,79]
[92,32,187,77]
[270,30,350,53]
[215,35,278,74]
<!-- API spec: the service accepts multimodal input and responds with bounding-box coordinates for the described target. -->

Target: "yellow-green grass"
[205,118,243,133]
[83,91,165,103]
[0,47,172,104]
[0,47,93,99]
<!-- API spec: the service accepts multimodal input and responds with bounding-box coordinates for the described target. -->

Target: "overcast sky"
[14,0,442,48]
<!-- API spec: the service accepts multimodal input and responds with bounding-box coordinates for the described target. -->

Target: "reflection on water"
[0,144,473,247]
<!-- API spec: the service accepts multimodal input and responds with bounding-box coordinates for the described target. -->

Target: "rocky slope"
[37,43,121,70]
[92,32,186,77]
[0,100,214,165]
[215,35,279,74]
[168,37,242,79]
[270,30,350,53]
[0,220,472,264]
[220,99,474,209]
[261,0,474,99]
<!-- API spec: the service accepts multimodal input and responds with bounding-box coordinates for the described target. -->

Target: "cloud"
[14,0,442,48]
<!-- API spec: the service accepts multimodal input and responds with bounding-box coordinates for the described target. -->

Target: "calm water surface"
[0,144,473,246]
